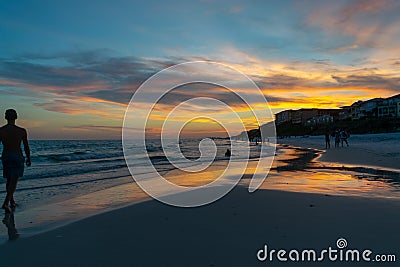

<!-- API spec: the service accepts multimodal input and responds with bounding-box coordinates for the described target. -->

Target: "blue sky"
[1,0,399,139]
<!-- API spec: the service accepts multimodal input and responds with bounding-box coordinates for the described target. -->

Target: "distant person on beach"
[340,129,349,147]
[225,148,231,157]
[0,109,31,213]
[324,131,330,149]
[334,130,340,148]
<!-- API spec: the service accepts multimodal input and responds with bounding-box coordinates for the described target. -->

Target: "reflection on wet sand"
[163,144,400,199]
[244,145,400,199]
[2,211,19,241]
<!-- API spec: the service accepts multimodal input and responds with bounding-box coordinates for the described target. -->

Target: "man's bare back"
[0,124,29,154]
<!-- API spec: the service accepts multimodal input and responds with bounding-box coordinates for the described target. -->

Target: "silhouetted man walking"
[0,109,31,213]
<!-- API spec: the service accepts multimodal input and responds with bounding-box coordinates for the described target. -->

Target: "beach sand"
[278,134,400,171]
[0,187,399,266]
[0,138,399,266]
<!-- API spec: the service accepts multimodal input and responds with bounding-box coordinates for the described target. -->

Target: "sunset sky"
[1,0,400,139]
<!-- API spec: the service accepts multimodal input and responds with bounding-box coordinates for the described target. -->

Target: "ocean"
[1,133,400,211]
[0,138,266,211]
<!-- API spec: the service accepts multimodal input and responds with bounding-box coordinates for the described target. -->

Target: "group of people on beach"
[325,129,349,149]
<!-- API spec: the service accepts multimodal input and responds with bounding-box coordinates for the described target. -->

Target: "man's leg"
[9,177,19,207]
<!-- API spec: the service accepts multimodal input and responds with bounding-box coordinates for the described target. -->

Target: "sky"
[1,0,400,139]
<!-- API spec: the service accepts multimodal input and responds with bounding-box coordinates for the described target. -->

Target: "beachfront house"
[275,108,341,125]
[347,98,383,120]
[338,107,351,120]
[348,101,362,120]
[275,110,294,125]
[360,98,382,117]
[377,94,400,118]
[291,109,319,124]
[304,114,334,126]
[275,109,319,125]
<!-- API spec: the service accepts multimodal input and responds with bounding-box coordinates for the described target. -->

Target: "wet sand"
[0,143,399,266]
[278,135,400,171]
[0,187,399,266]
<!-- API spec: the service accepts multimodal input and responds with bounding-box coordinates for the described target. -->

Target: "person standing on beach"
[334,130,340,148]
[324,131,330,149]
[0,109,31,213]
[340,129,349,147]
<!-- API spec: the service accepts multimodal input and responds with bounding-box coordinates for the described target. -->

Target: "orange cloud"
[34,99,124,118]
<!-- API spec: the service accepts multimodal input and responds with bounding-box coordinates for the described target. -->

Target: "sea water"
[0,138,266,210]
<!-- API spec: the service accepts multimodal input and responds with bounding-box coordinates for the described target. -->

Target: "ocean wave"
[36,151,124,163]
[18,162,129,180]
[146,144,163,152]
[0,139,273,184]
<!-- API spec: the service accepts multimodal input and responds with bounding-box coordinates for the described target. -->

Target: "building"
[347,98,382,120]
[361,98,382,117]
[275,110,294,125]
[274,93,400,126]
[291,109,319,124]
[304,114,334,126]
[275,108,341,125]
[338,107,351,120]
[289,108,341,124]
[377,94,400,118]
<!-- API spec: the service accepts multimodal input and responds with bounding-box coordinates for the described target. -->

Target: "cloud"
[0,51,186,117]
[85,88,133,105]
[331,74,400,90]
[1,48,399,122]
[305,0,400,52]
[0,61,104,89]
[318,44,360,53]
[60,124,122,139]
[337,0,393,23]
[0,50,181,95]
[63,124,121,131]
[34,99,124,118]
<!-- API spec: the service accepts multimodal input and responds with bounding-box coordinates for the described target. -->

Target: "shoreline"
[1,187,399,266]
[277,133,400,172]
[0,139,399,266]
[277,144,400,179]
[0,179,150,244]
[1,141,399,244]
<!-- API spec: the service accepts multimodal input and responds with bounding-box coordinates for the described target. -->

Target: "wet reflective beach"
[1,144,399,243]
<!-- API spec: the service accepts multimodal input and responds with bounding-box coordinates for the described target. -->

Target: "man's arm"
[22,129,31,166]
